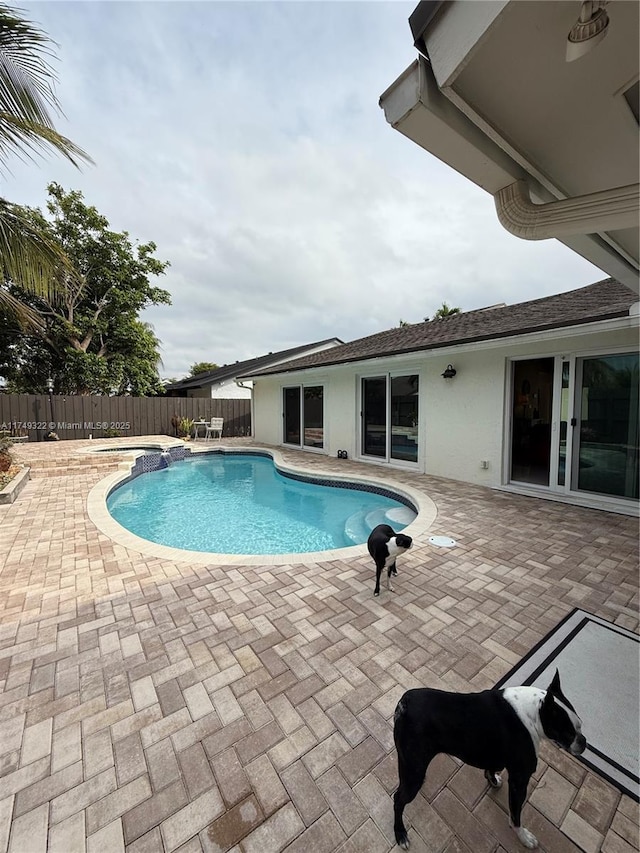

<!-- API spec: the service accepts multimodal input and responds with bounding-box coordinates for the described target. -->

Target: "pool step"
[364,508,390,531]
[344,505,417,545]
[385,506,417,526]
[344,511,370,545]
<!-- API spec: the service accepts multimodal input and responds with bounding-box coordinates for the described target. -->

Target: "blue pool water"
[107,452,416,554]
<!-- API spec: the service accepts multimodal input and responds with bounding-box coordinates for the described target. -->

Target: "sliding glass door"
[283,387,301,445]
[509,352,639,504]
[510,358,554,485]
[362,377,386,457]
[283,385,324,449]
[303,386,324,449]
[361,374,419,463]
[573,353,639,499]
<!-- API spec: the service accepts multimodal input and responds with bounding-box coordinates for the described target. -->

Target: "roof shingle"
[166,338,342,391]
[243,279,637,378]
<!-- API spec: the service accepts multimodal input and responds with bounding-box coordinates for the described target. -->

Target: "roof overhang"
[380,1,640,294]
[243,308,638,380]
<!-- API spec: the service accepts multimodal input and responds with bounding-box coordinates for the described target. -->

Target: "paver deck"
[1,437,638,853]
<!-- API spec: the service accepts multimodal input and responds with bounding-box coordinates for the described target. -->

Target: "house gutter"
[495,180,640,241]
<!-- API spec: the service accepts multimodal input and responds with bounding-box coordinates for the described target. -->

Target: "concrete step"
[25,455,129,477]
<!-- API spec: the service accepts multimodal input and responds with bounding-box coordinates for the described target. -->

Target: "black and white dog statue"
[393,670,586,849]
[367,524,413,596]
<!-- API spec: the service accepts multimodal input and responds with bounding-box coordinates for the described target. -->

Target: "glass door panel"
[557,360,570,486]
[362,377,386,457]
[574,354,639,499]
[391,375,419,462]
[303,386,324,448]
[510,358,554,485]
[283,387,300,445]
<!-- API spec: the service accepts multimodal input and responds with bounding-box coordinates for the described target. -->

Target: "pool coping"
[86,444,438,565]
[78,438,185,455]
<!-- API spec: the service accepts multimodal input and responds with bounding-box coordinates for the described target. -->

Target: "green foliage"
[0,4,92,327]
[177,416,194,438]
[0,4,91,170]
[0,183,171,395]
[189,361,219,377]
[429,302,461,321]
[0,433,14,471]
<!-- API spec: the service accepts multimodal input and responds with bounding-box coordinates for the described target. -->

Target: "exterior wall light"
[441,364,457,379]
[566,0,610,62]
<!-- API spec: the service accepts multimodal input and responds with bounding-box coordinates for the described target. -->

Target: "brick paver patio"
[1,437,638,853]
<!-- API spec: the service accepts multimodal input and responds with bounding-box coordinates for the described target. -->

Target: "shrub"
[177,417,194,438]
[0,435,14,473]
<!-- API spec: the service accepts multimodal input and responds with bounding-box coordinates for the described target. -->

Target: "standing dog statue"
[367,524,413,596]
[393,669,586,849]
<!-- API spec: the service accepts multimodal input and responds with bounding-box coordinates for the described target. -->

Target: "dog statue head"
[540,669,587,756]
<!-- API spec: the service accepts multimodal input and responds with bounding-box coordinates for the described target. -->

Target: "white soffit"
[380,0,640,293]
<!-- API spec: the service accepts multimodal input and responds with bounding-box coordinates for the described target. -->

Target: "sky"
[2,1,603,381]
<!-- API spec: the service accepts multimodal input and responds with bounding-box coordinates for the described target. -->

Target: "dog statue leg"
[508,772,537,848]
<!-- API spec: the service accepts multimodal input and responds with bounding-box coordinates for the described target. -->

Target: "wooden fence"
[0,395,251,442]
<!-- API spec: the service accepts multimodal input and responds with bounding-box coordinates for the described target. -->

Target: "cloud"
[3,1,603,379]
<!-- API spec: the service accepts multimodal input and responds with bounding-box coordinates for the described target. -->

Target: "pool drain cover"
[428,535,457,548]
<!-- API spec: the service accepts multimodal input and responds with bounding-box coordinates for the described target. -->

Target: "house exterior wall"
[422,348,505,484]
[210,379,251,400]
[181,381,251,399]
[252,323,638,491]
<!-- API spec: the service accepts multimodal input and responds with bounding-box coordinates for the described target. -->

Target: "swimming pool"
[107,451,417,555]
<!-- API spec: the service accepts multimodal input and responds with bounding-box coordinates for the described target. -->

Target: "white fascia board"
[425,0,509,89]
[556,234,640,295]
[380,59,524,194]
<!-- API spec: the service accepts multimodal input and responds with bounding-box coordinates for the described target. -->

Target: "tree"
[189,361,219,376]
[0,183,171,395]
[0,4,92,326]
[429,302,461,321]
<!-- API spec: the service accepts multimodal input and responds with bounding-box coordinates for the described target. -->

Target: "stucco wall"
[210,379,251,400]
[252,323,639,488]
[252,377,284,445]
[422,349,505,484]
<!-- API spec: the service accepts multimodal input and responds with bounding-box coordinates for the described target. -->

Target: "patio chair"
[204,417,223,441]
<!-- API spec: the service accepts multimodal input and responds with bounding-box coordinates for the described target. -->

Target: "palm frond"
[0,112,91,169]
[0,284,44,330]
[0,4,92,172]
[0,197,80,303]
[0,5,56,113]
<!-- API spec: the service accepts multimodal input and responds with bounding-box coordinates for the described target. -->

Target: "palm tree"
[430,301,461,320]
[0,3,92,326]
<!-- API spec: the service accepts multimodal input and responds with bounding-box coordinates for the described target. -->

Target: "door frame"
[506,346,639,507]
[358,371,420,468]
[282,383,326,452]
